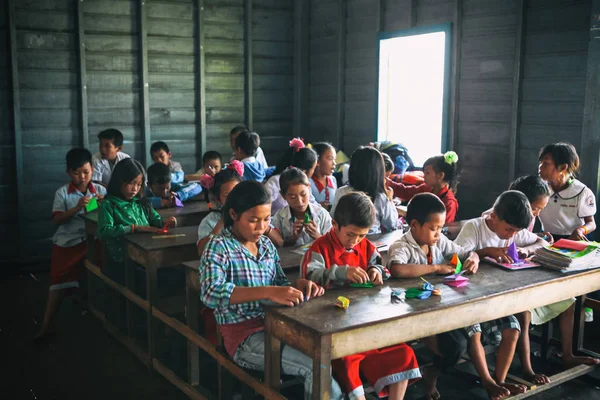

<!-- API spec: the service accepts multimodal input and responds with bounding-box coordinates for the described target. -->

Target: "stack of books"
[533,239,600,272]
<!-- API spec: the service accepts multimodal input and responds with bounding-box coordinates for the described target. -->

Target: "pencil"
[152,234,186,239]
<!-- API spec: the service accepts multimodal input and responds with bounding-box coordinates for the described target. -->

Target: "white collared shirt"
[272,203,332,246]
[539,179,596,236]
[91,151,130,186]
[454,216,541,251]
[387,230,472,267]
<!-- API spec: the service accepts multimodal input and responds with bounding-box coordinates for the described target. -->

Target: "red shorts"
[332,343,421,399]
[49,242,87,292]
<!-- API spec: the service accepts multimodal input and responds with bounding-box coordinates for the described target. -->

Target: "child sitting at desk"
[302,191,421,400]
[387,151,459,223]
[199,181,344,400]
[150,140,184,184]
[234,130,266,182]
[98,158,176,284]
[310,142,337,209]
[92,128,130,186]
[272,168,332,247]
[229,125,268,170]
[146,163,202,209]
[387,193,478,400]
[185,150,222,183]
[330,147,398,234]
[538,142,596,241]
[36,148,107,341]
[454,190,549,399]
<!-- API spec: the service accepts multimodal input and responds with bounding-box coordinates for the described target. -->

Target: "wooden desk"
[125,225,199,361]
[264,265,600,399]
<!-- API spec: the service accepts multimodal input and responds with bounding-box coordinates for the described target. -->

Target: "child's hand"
[291,219,304,238]
[346,267,370,284]
[267,286,305,307]
[295,278,324,300]
[384,186,394,201]
[462,255,479,274]
[135,225,162,233]
[96,194,105,203]
[435,264,456,275]
[165,217,177,228]
[487,247,512,264]
[538,231,554,245]
[161,199,172,208]
[77,196,90,210]
[367,268,383,285]
[569,228,588,242]
[304,220,321,240]
[320,201,331,210]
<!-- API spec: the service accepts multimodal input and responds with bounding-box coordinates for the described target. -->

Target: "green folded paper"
[85,197,98,213]
[349,282,375,288]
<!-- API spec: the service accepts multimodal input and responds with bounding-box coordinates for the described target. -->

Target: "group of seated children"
[42,122,598,400]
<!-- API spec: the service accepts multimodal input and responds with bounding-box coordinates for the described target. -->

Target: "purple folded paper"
[175,197,184,208]
[507,242,522,263]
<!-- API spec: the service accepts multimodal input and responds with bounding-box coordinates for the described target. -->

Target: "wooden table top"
[265,265,600,336]
[125,225,198,252]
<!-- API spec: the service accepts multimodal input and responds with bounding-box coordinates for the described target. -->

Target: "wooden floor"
[3,270,600,400]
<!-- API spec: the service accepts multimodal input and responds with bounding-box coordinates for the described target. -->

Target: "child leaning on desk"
[302,192,421,400]
[199,181,344,400]
[386,193,478,400]
[36,148,107,342]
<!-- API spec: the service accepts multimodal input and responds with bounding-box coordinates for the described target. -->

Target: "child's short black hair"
[279,168,309,196]
[509,175,550,204]
[97,128,124,147]
[230,125,248,136]
[203,150,222,165]
[211,167,243,199]
[147,163,171,185]
[423,152,460,191]
[66,147,92,170]
[538,142,580,175]
[406,193,446,225]
[235,131,260,157]
[106,158,147,200]
[150,141,170,154]
[492,190,532,230]
[312,142,335,158]
[333,191,376,229]
[382,153,394,173]
[223,180,270,228]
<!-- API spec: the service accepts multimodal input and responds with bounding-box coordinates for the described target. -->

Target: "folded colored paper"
[85,197,98,213]
[174,197,184,207]
[507,242,522,263]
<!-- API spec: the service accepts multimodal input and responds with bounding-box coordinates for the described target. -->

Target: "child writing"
[387,193,478,400]
[150,140,184,184]
[199,181,343,400]
[310,142,337,209]
[265,138,318,215]
[36,148,107,341]
[185,150,222,182]
[302,191,421,400]
[454,190,549,399]
[98,158,176,284]
[229,125,268,170]
[272,168,332,247]
[146,163,202,209]
[92,128,130,186]
[538,142,596,241]
[387,151,459,223]
[330,147,398,234]
[234,130,266,182]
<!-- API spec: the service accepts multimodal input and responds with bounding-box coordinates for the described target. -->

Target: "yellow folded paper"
[336,296,350,310]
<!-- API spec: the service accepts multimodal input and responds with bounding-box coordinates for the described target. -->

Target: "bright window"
[376,25,451,167]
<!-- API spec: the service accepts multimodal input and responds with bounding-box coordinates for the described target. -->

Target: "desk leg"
[264,326,281,392]
[146,264,158,361]
[185,272,200,386]
[312,335,333,400]
[125,257,136,340]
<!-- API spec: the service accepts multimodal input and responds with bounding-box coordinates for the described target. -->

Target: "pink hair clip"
[228,160,245,177]
[289,138,305,152]
[200,173,215,190]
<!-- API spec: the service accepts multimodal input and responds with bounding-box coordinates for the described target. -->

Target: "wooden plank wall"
[306,0,594,219]
[0,0,17,260]
[2,0,294,263]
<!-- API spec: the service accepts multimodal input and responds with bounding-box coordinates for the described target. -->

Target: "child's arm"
[97,201,135,238]
[148,206,164,229]
[386,179,427,201]
[302,248,351,287]
[366,247,389,285]
[184,173,202,182]
[439,235,480,274]
[377,194,399,232]
[264,225,283,247]
[387,243,455,278]
[173,182,202,202]
[52,189,89,225]
[572,216,596,241]
[515,232,549,258]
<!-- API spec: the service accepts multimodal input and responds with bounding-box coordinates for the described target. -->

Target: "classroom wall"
[304,0,596,219]
[1,0,294,264]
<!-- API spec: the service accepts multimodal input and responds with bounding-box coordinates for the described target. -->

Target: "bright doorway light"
[377,25,451,167]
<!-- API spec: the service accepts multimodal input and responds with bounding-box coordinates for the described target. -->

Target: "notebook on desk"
[483,257,541,271]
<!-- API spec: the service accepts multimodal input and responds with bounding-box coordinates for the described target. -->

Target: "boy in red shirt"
[301,191,420,400]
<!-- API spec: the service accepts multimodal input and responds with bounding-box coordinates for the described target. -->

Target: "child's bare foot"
[422,365,441,400]
[522,370,550,385]
[498,382,527,395]
[482,380,510,400]
[563,355,600,369]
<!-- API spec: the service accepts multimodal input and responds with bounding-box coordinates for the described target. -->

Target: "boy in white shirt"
[455,190,549,399]
[91,128,130,186]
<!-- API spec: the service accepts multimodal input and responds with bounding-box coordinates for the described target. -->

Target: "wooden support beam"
[410,0,418,28]
[580,1,600,212]
[196,0,207,169]
[293,0,309,138]
[449,0,462,151]
[76,0,89,149]
[139,0,151,165]
[378,0,385,31]
[244,0,253,130]
[508,0,525,183]
[335,0,346,149]
[7,0,24,256]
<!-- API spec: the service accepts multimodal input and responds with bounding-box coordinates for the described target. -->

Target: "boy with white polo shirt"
[36,148,106,341]
[91,128,130,186]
